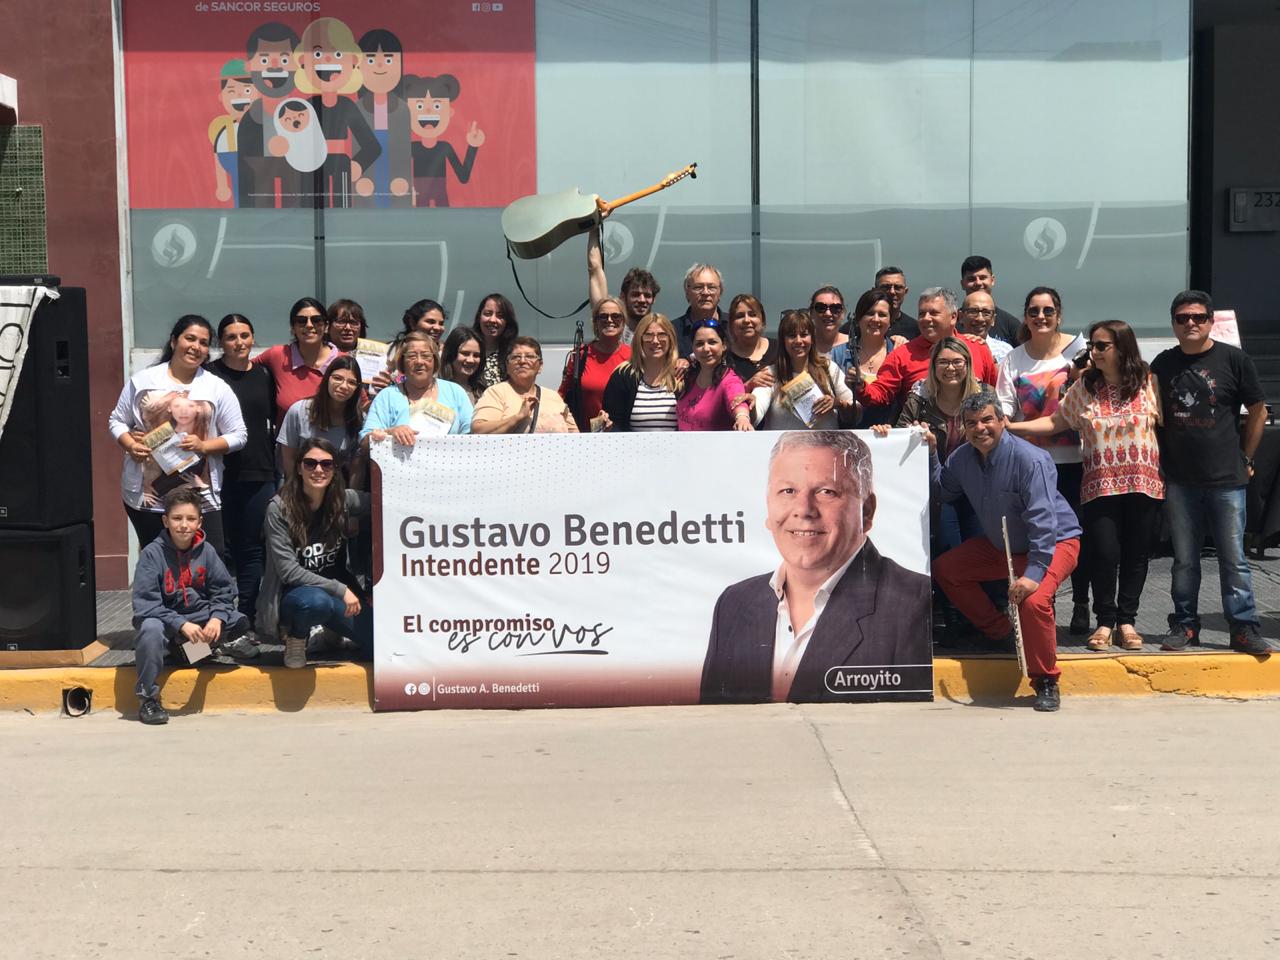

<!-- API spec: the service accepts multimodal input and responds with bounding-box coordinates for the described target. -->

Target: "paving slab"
[2,699,1277,959]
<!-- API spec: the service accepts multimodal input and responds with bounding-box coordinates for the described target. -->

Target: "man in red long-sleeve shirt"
[857,286,997,410]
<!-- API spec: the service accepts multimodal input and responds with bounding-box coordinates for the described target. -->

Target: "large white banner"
[0,286,55,446]
[371,430,933,710]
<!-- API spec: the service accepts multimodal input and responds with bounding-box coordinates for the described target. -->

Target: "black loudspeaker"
[0,523,97,650]
[0,284,91,528]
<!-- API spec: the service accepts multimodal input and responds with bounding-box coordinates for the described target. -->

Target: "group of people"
[110,243,1272,723]
[109,293,549,724]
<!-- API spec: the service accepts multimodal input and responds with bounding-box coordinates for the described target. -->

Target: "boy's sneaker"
[283,635,307,669]
[219,634,260,659]
[1160,617,1200,651]
[1229,624,1272,655]
[138,697,169,725]
[1032,677,1061,712]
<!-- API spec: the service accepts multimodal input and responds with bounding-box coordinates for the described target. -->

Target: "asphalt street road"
[2,698,1278,960]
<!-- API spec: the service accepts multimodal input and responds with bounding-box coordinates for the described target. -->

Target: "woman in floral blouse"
[1008,320,1163,651]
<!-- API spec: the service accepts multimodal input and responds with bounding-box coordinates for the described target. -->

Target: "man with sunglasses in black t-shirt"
[1150,289,1271,655]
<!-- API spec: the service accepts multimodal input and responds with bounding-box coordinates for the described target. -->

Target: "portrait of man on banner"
[701,431,932,704]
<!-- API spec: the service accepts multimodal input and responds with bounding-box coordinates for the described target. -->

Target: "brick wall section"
[0,7,129,587]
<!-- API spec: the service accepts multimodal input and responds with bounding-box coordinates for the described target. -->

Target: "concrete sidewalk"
[2,699,1277,960]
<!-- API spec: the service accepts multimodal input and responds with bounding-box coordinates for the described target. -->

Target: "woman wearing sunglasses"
[995,286,1092,633]
[677,318,752,432]
[1008,320,1163,651]
[255,297,344,425]
[258,438,371,669]
[559,296,631,431]
[809,285,850,357]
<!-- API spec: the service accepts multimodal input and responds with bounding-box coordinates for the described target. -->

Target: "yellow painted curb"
[934,653,1280,701]
[0,664,372,716]
[0,655,1276,715]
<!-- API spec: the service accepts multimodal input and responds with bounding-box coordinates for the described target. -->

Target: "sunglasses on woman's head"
[301,457,335,473]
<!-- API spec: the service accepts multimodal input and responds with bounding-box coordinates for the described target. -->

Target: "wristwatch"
[1244,454,1256,471]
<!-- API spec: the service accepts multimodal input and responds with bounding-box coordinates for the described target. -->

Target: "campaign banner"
[371,430,933,711]
[122,0,535,209]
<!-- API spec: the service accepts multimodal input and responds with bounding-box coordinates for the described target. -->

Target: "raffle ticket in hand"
[781,371,825,428]
[355,338,392,386]
[143,422,199,475]
[408,396,456,437]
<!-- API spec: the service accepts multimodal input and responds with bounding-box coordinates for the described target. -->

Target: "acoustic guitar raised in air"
[501,163,697,260]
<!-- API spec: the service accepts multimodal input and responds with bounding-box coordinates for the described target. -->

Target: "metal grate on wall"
[0,124,48,273]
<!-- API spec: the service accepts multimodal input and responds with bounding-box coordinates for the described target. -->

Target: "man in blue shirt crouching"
[925,390,1081,712]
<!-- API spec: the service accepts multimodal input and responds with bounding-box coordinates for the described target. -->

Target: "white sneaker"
[283,635,307,669]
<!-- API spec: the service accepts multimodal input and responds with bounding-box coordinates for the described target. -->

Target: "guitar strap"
[505,241,592,320]
[525,386,542,434]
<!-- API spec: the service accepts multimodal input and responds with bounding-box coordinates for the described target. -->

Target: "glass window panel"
[129,209,316,348]
[970,0,1190,337]
[757,0,975,318]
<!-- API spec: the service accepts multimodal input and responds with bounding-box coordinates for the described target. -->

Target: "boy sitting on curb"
[131,488,248,725]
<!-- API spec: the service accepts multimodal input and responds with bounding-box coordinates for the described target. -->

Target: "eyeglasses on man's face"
[1174,312,1211,326]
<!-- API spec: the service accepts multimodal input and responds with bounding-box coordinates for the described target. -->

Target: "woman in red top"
[559,296,631,430]
[255,297,343,424]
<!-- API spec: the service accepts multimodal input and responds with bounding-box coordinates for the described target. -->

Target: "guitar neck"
[602,164,696,213]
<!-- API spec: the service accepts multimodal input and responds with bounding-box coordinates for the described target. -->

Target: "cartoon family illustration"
[208,19,486,209]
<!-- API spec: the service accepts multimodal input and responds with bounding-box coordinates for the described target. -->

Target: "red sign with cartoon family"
[122,2,535,209]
